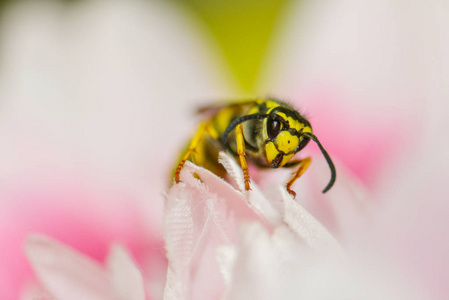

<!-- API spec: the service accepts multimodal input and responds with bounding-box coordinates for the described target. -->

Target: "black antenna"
[222,113,269,143]
[302,132,336,193]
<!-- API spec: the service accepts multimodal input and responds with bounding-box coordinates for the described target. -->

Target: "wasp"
[174,98,336,197]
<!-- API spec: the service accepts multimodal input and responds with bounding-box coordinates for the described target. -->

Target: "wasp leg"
[174,122,207,183]
[285,157,311,198]
[235,124,251,191]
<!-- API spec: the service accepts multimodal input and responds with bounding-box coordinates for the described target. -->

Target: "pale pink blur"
[271,1,449,298]
[0,0,226,298]
[0,168,167,299]
[2,0,449,299]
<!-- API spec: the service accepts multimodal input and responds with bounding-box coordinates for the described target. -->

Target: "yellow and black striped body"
[174,98,336,197]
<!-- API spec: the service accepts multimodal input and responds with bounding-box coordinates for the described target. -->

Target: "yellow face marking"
[265,142,278,166]
[276,131,299,154]
[265,140,297,168]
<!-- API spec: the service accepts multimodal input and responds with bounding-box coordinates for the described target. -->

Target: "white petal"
[170,156,342,299]
[163,184,195,300]
[226,222,424,300]
[218,152,283,225]
[164,176,242,300]
[218,152,245,192]
[225,223,308,300]
[165,163,270,300]
[25,234,114,300]
[215,245,237,287]
[20,282,53,300]
[278,186,341,252]
[106,245,145,300]
[182,161,266,226]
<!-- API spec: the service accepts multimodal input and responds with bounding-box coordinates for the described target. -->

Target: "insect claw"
[286,187,297,199]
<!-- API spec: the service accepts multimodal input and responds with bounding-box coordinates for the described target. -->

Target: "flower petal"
[165,152,346,300]
[225,222,309,300]
[106,244,145,300]
[20,282,53,300]
[217,152,245,192]
[25,234,114,300]
[163,183,195,300]
[217,152,283,225]
[277,186,341,252]
[165,158,276,300]
[215,245,237,288]
[181,160,269,227]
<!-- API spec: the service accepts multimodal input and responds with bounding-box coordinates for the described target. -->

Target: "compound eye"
[267,117,281,139]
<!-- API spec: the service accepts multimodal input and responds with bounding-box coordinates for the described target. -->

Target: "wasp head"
[263,110,312,168]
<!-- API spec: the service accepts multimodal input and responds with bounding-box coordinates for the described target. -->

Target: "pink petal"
[20,282,53,300]
[165,152,348,300]
[182,160,269,228]
[164,183,228,300]
[25,234,114,300]
[0,173,155,300]
[164,157,273,300]
[107,245,145,300]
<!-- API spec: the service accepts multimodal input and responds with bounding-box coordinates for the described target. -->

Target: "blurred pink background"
[0,0,448,299]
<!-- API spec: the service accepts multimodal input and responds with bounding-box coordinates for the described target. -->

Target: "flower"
[1,0,448,299]
[164,152,341,299]
[163,152,429,300]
